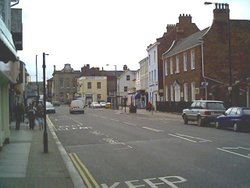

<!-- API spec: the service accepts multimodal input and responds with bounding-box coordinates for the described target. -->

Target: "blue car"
[215,107,250,131]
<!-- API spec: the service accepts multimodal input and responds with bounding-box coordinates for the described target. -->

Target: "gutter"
[11,0,20,7]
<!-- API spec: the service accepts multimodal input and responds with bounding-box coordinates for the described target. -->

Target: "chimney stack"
[213,3,229,22]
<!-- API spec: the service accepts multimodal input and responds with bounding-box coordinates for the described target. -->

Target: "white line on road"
[169,134,197,143]
[70,118,83,126]
[142,127,164,132]
[110,118,119,122]
[123,122,137,126]
[217,147,250,159]
[175,133,212,143]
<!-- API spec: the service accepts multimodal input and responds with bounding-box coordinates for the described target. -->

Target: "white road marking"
[70,118,83,126]
[217,147,250,159]
[110,118,119,122]
[169,134,197,143]
[175,133,212,142]
[169,133,212,143]
[142,127,164,132]
[123,122,137,126]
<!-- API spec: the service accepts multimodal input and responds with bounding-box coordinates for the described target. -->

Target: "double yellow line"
[69,153,100,188]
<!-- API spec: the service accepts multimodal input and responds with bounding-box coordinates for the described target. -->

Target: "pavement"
[0,109,180,188]
[0,118,85,188]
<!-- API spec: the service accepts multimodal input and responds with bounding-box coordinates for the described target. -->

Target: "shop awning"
[0,19,17,63]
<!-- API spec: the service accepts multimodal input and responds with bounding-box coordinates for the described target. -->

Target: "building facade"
[52,64,81,104]
[77,76,107,105]
[162,4,250,108]
[134,57,148,108]
[0,0,22,150]
[147,14,200,109]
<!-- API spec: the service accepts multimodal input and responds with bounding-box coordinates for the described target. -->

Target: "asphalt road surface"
[48,105,250,188]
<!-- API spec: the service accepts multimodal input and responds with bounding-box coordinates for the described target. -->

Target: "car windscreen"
[207,102,225,110]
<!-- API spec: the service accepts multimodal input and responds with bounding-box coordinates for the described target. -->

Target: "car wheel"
[233,123,239,132]
[197,116,203,126]
[215,121,221,129]
[183,115,188,125]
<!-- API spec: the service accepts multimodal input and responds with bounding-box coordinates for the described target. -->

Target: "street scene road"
[48,105,250,188]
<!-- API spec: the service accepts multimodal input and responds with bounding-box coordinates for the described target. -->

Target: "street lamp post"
[43,52,49,153]
[204,2,232,106]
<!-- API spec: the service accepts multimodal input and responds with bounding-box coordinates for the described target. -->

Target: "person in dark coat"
[15,103,23,130]
[27,104,36,130]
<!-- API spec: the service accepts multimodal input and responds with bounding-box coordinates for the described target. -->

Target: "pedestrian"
[15,103,23,130]
[27,104,36,130]
[36,104,44,130]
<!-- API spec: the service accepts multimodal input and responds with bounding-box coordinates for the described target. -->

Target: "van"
[69,99,85,114]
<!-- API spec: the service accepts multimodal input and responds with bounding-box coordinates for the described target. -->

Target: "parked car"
[90,101,101,108]
[100,101,106,108]
[46,101,56,114]
[216,107,250,131]
[52,101,61,106]
[182,100,226,126]
[105,102,111,109]
[69,99,85,114]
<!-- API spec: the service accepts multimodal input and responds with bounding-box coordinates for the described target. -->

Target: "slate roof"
[162,27,210,58]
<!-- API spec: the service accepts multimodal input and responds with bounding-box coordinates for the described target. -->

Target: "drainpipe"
[201,40,225,99]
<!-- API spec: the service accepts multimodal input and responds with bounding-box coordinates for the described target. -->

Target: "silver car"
[182,100,226,126]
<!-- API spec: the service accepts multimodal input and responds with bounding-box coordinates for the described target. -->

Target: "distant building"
[77,76,107,105]
[52,64,81,103]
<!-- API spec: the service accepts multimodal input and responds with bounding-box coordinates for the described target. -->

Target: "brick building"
[162,3,250,108]
[147,14,199,108]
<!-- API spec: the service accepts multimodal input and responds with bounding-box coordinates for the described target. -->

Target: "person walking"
[36,104,44,130]
[27,103,36,130]
[15,103,23,130]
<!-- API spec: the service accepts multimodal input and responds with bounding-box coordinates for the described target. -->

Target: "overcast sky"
[15,0,250,81]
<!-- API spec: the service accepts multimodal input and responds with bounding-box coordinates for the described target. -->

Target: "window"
[165,86,168,101]
[149,55,151,66]
[60,78,64,88]
[154,69,156,82]
[97,82,101,89]
[72,78,76,88]
[175,55,180,73]
[191,50,195,70]
[126,75,130,81]
[149,72,151,82]
[164,60,168,76]
[191,82,196,101]
[124,86,128,92]
[151,71,153,82]
[170,58,173,74]
[87,82,92,89]
[174,84,181,102]
[154,50,156,63]
[170,85,174,101]
[97,94,101,101]
[65,78,70,88]
[184,83,188,102]
[183,52,188,71]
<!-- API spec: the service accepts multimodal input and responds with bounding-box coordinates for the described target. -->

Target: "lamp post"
[35,55,39,103]
[204,2,232,106]
[43,52,49,153]
[106,64,117,109]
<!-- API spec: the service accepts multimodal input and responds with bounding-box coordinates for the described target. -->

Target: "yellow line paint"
[73,153,100,188]
[69,153,93,188]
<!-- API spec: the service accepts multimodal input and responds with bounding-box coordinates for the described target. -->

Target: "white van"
[69,99,85,114]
